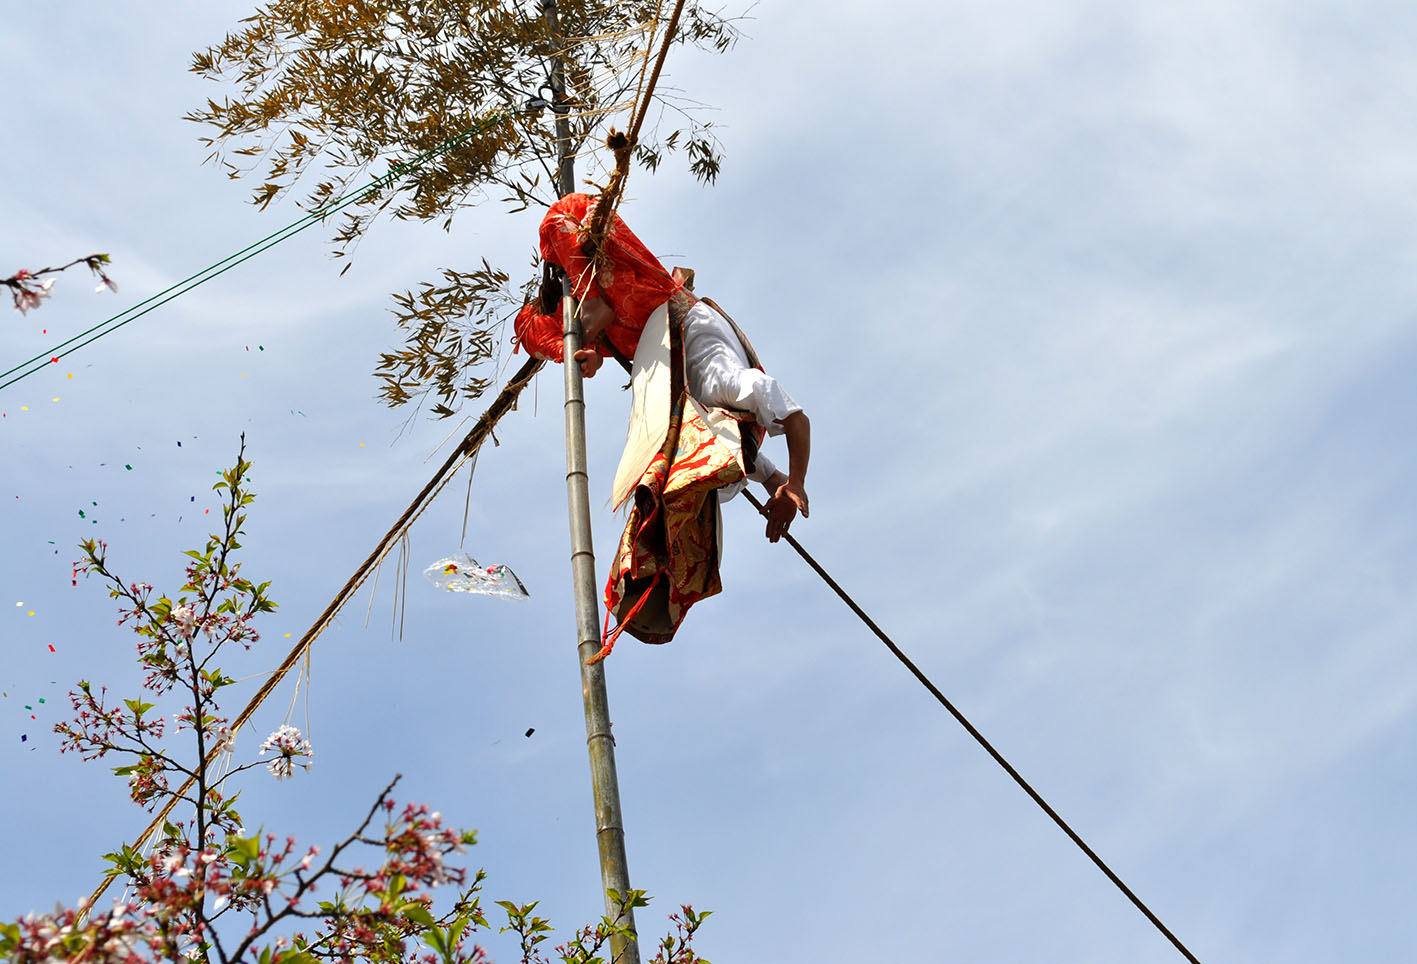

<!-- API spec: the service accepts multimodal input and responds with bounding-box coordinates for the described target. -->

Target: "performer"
[515,193,810,540]
[514,194,811,657]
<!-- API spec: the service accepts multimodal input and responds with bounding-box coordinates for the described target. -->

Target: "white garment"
[681,300,801,484]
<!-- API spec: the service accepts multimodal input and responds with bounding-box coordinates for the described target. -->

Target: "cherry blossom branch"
[4,253,118,314]
[5,438,708,964]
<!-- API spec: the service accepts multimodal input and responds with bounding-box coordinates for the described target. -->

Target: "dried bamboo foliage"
[189,0,739,417]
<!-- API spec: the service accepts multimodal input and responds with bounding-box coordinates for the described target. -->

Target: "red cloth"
[514,193,684,362]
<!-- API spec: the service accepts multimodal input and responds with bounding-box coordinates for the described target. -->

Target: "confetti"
[51,397,59,402]
[125,464,132,470]
[20,735,25,743]
[525,728,535,738]
[48,645,55,652]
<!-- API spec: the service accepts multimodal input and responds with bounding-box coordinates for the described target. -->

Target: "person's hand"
[572,346,603,379]
[763,478,809,543]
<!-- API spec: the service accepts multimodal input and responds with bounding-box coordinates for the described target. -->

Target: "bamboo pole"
[542,2,641,960]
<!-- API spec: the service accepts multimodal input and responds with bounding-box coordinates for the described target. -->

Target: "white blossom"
[212,724,235,755]
[169,605,197,639]
[13,279,54,315]
[258,725,314,781]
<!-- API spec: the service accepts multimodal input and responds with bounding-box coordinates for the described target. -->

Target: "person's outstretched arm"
[761,410,810,543]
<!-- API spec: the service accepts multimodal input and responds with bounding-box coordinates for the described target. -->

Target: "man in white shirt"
[513,198,813,656]
[572,283,811,544]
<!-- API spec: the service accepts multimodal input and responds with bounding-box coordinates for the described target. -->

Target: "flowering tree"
[4,254,119,315]
[0,439,708,964]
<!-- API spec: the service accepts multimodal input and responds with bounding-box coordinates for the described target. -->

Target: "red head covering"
[513,193,684,362]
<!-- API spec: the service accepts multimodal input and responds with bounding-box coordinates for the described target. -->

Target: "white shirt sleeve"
[682,301,802,435]
[748,449,778,484]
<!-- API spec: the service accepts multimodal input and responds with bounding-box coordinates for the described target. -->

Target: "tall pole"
[542,2,641,961]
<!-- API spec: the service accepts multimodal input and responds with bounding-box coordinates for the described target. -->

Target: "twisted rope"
[581,0,688,253]
[86,358,544,912]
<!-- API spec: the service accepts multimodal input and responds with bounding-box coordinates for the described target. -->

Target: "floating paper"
[424,553,529,601]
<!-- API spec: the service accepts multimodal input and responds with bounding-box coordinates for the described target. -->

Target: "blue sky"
[4,2,1417,961]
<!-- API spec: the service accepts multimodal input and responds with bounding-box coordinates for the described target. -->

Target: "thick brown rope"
[86,358,544,912]
[581,0,688,256]
[626,0,686,151]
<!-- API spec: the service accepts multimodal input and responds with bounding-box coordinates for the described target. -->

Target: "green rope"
[0,114,506,394]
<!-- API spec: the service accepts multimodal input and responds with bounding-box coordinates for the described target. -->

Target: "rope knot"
[606,127,635,169]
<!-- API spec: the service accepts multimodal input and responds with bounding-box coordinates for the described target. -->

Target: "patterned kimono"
[513,194,773,662]
[596,295,749,661]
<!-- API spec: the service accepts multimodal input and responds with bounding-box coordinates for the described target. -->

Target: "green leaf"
[424,925,448,957]
[404,905,436,929]
[231,835,260,862]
